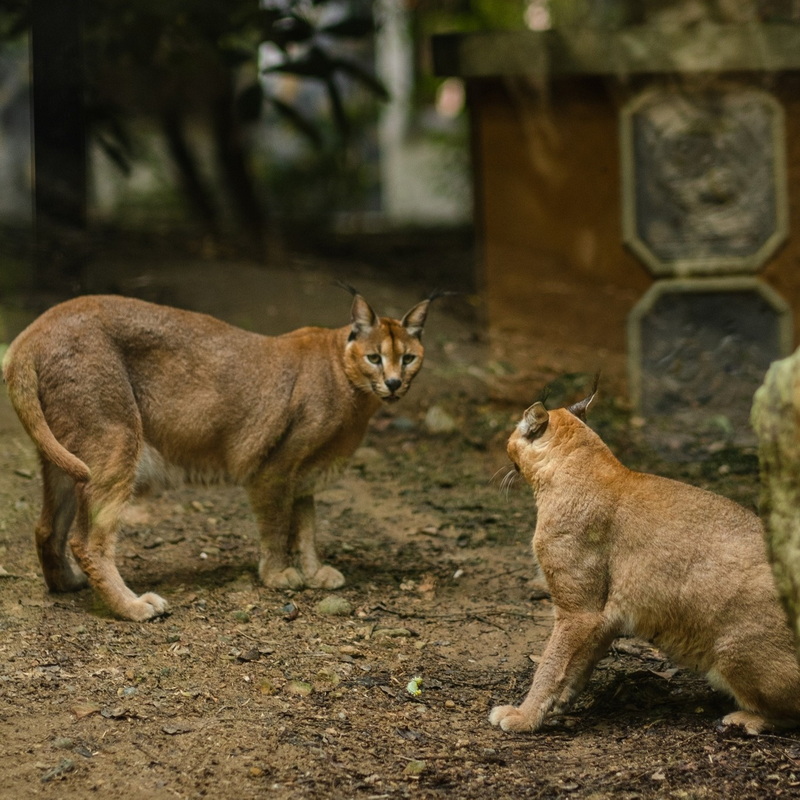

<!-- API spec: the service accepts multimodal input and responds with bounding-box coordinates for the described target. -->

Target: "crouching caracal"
[3,290,434,621]
[490,386,800,735]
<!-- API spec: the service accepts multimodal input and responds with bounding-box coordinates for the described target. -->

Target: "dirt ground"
[1,237,799,799]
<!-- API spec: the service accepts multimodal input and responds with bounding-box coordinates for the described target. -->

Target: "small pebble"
[315,596,352,616]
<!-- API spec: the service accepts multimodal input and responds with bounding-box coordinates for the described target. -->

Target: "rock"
[314,668,341,691]
[424,405,457,434]
[259,678,278,695]
[314,596,352,616]
[752,348,800,657]
[389,416,416,432]
[285,680,313,697]
[372,627,412,638]
[351,446,384,467]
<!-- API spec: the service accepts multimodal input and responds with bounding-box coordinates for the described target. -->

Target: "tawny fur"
[2,292,431,621]
[489,399,800,736]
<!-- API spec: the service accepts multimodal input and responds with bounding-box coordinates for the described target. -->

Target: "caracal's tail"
[2,348,91,483]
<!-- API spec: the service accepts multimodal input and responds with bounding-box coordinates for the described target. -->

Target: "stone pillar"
[752,348,800,654]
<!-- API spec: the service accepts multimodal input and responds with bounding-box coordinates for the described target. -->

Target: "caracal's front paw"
[489,704,535,733]
[120,592,170,622]
[306,565,345,590]
[721,711,770,736]
[261,565,305,590]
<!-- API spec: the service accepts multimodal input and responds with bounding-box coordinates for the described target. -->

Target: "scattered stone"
[119,505,152,526]
[236,648,261,663]
[424,405,456,434]
[142,537,164,549]
[232,610,251,623]
[373,627,412,639]
[101,707,129,719]
[285,680,313,697]
[314,668,341,690]
[315,595,352,617]
[259,678,278,695]
[390,416,416,432]
[351,446,384,467]
[162,722,193,736]
[403,760,427,776]
[52,738,74,750]
[283,602,300,621]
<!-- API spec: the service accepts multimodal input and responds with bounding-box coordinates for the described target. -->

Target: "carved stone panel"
[621,86,787,276]
[628,278,792,446]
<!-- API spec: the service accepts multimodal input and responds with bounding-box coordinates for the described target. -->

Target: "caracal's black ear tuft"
[567,371,600,421]
[335,279,360,298]
[520,401,549,439]
[426,289,459,302]
[538,384,551,406]
[400,289,454,339]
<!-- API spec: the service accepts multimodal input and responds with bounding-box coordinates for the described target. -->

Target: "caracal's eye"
[402,353,416,366]
[366,353,382,365]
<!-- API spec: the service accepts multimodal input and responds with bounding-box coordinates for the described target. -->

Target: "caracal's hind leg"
[35,460,86,592]
[293,495,344,589]
[248,476,304,590]
[68,432,168,621]
[715,644,800,735]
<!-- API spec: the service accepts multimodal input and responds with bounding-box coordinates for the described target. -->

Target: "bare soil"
[1,238,799,799]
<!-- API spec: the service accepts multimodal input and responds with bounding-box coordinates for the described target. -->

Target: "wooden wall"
[468,74,800,401]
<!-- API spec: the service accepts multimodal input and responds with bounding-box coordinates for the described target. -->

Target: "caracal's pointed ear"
[567,372,600,421]
[520,401,549,439]
[349,294,378,340]
[401,299,430,339]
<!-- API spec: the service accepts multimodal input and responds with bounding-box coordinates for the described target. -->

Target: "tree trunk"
[31,0,87,290]
[161,108,220,233]
[211,81,266,258]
